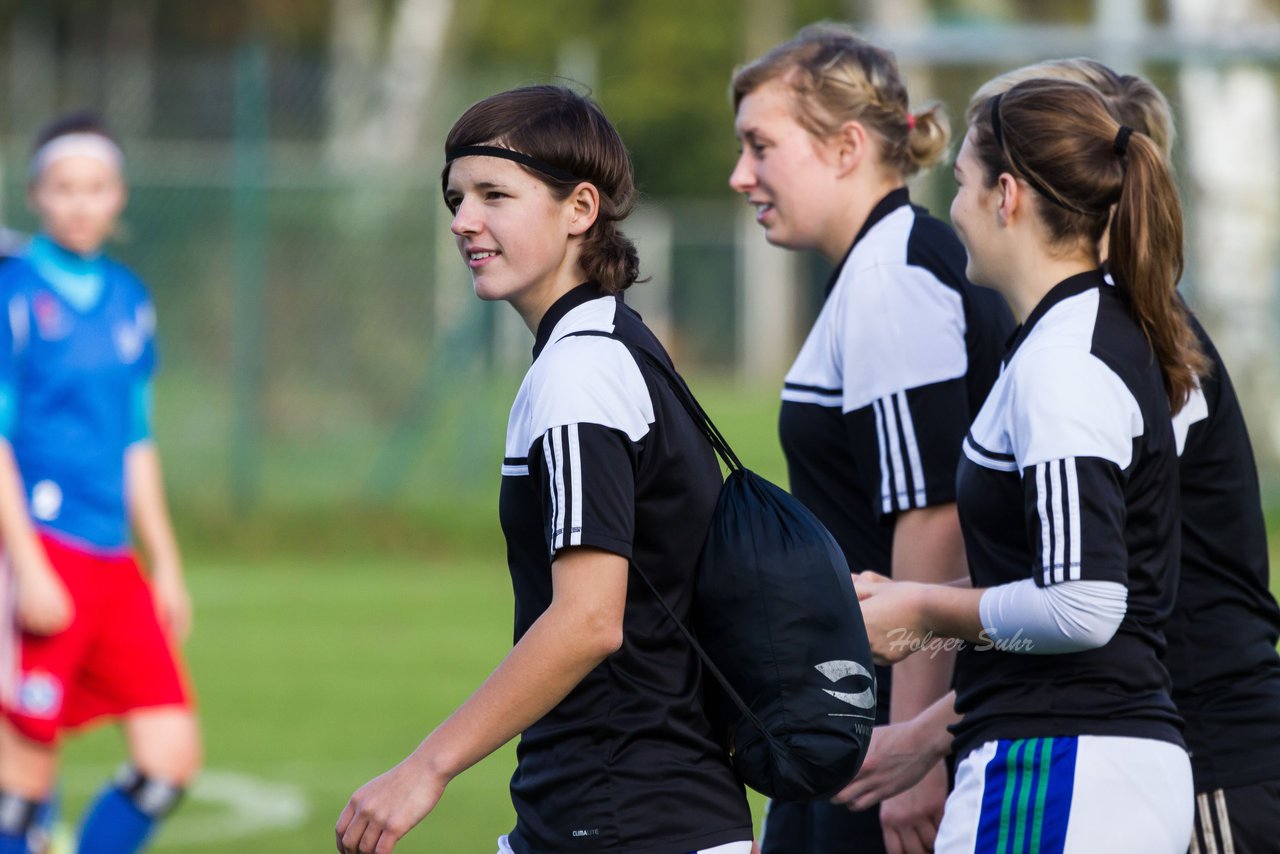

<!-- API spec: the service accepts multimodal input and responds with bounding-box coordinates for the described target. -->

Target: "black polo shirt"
[952,270,1184,760]
[1166,314,1280,791]
[498,284,752,853]
[778,188,1014,724]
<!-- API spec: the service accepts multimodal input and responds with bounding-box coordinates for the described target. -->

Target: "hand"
[14,555,72,636]
[877,763,948,854]
[336,757,445,854]
[852,569,892,595]
[831,720,941,811]
[852,574,926,665]
[150,561,194,642]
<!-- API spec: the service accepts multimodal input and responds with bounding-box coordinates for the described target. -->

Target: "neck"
[1002,252,1097,321]
[820,172,905,265]
[512,260,590,334]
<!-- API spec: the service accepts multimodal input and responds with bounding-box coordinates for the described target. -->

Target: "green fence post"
[231,36,268,514]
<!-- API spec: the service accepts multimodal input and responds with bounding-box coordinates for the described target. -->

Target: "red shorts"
[0,534,194,744]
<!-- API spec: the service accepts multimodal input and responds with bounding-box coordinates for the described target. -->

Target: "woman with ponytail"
[851,60,1280,854]
[728,23,1014,854]
[854,77,1199,852]
[336,85,753,854]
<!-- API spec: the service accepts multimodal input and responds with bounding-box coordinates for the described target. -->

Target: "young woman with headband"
[0,111,200,853]
[854,77,1201,851]
[850,58,1280,854]
[728,23,1013,854]
[336,85,753,854]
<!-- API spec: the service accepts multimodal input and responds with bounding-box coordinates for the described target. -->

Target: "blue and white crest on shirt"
[17,672,62,718]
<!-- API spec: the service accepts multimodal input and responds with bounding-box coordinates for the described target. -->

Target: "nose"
[450,197,479,237]
[728,150,756,194]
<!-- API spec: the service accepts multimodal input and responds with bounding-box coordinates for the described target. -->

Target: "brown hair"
[968,58,1174,158]
[730,22,948,178]
[969,79,1204,412]
[442,85,639,294]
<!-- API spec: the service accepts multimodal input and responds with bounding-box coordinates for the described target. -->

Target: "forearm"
[913,690,960,761]
[916,583,987,644]
[0,441,46,575]
[405,598,617,783]
[889,506,968,722]
[126,443,181,569]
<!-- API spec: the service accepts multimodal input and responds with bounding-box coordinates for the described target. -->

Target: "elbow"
[577,608,625,660]
[1060,614,1122,651]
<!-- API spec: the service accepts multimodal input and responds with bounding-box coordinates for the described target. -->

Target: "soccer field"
[61,553,524,852]
[50,375,1280,851]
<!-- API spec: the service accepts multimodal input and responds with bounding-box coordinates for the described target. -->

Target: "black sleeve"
[1022,456,1127,587]
[528,422,640,561]
[843,376,969,518]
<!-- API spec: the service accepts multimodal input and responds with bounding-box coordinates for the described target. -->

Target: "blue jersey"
[0,239,157,552]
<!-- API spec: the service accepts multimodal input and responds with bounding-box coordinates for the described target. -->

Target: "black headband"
[444,145,582,184]
[988,94,1094,216]
[988,93,1111,217]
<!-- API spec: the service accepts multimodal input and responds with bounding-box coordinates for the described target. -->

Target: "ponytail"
[1108,132,1206,410]
[579,222,641,296]
[905,103,949,174]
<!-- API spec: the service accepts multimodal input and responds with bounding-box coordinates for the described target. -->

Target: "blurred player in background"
[728,23,1013,854]
[0,111,200,854]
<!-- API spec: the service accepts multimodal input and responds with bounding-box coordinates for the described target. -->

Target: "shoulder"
[104,258,153,303]
[1006,344,1143,468]
[834,217,968,410]
[527,334,654,441]
[903,208,969,288]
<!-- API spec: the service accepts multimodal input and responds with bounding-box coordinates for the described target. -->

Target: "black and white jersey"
[498,284,751,854]
[951,270,1184,760]
[777,188,1014,723]
[1166,315,1280,791]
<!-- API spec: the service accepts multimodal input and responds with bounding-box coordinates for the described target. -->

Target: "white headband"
[30,133,125,179]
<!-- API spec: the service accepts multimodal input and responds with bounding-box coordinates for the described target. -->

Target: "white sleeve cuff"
[979,578,1128,654]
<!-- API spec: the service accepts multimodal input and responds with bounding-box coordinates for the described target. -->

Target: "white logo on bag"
[815,660,876,716]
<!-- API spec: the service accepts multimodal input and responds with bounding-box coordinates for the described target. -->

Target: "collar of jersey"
[825,186,912,296]
[1004,268,1108,360]
[532,282,607,360]
[26,233,107,313]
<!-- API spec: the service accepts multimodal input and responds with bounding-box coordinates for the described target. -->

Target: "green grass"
[60,554,523,852]
[44,371,1280,850]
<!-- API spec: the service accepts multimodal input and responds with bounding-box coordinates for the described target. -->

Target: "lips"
[466,248,499,268]
[752,201,774,225]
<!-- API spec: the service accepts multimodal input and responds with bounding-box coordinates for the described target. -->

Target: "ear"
[831,120,870,177]
[566,182,600,237]
[995,172,1020,226]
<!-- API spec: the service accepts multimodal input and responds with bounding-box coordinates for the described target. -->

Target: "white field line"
[156,769,310,845]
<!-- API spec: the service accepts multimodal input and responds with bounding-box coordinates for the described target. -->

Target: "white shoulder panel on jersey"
[1171,381,1208,457]
[782,206,966,412]
[1008,345,1144,470]
[529,335,654,442]
[838,261,966,413]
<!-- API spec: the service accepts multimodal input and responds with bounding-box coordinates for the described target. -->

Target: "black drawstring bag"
[572,332,877,801]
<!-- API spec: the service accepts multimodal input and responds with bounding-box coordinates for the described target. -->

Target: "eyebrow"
[445,178,512,197]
